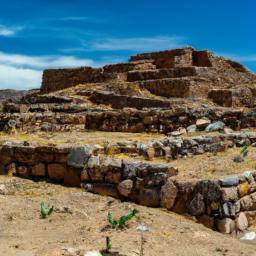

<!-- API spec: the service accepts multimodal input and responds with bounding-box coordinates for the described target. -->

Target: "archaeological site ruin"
[1,46,256,244]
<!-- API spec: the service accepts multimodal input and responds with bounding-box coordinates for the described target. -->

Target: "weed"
[108,209,138,229]
[40,202,54,218]
[101,236,112,256]
[240,145,249,158]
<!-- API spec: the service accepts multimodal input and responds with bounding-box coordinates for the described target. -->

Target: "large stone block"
[48,163,67,180]
[64,167,81,187]
[160,178,178,210]
[32,163,46,177]
[139,187,160,207]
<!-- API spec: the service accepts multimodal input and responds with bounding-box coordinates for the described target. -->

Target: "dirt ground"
[0,176,256,256]
[0,131,164,146]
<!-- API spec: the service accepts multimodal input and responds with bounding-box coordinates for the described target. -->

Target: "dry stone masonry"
[1,47,256,235]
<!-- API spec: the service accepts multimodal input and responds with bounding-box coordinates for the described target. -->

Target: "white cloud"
[0,52,98,89]
[61,35,186,53]
[0,25,24,37]
[89,36,185,51]
[0,64,42,90]
[0,51,94,69]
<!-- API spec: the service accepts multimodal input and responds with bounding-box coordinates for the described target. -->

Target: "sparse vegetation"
[40,202,54,218]
[108,209,138,229]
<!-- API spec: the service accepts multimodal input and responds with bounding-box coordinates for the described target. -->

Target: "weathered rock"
[32,163,46,177]
[238,182,250,197]
[196,118,211,130]
[205,121,225,132]
[244,211,256,226]
[220,176,239,187]
[235,212,248,231]
[48,163,66,180]
[81,169,90,181]
[117,179,134,197]
[217,218,235,234]
[160,179,178,209]
[188,193,205,216]
[233,155,244,163]
[91,183,119,198]
[0,184,7,195]
[67,145,94,168]
[16,166,30,178]
[221,187,238,202]
[64,167,81,187]
[240,192,256,211]
[139,188,160,207]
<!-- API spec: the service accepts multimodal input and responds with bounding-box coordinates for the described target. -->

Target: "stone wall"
[84,108,256,133]
[1,106,256,134]
[1,140,256,233]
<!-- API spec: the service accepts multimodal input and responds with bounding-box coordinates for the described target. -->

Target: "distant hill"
[0,89,28,102]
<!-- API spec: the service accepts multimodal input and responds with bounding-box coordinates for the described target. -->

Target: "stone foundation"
[1,140,256,233]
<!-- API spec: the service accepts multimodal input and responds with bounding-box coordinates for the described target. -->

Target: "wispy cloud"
[0,25,24,37]
[0,51,94,69]
[0,64,41,90]
[0,51,98,89]
[61,35,186,53]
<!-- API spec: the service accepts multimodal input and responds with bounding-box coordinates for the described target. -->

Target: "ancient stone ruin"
[1,47,256,235]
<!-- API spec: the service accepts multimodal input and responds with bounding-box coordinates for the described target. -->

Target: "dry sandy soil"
[0,176,256,256]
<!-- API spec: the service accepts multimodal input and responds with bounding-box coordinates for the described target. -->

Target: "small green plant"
[108,209,138,229]
[40,202,54,218]
[101,236,112,256]
[240,145,249,158]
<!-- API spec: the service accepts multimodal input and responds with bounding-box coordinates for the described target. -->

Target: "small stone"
[0,184,7,195]
[196,118,211,130]
[217,218,235,234]
[233,155,244,163]
[186,124,197,133]
[205,121,225,132]
[118,179,133,197]
[81,169,90,181]
[236,212,248,231]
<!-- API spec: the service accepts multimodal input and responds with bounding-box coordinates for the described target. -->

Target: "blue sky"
[0,0,255,89]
